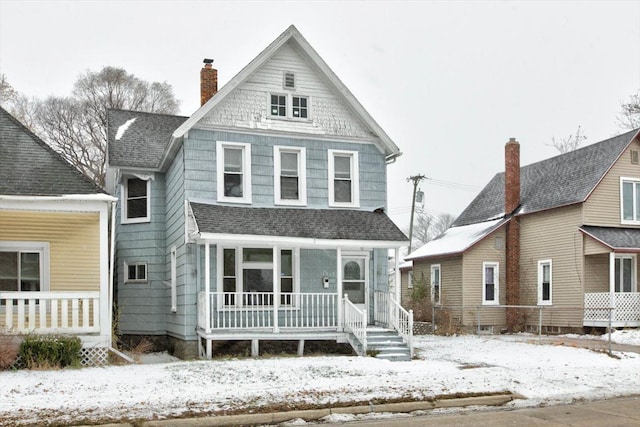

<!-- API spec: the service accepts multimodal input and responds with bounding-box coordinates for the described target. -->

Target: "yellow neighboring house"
[0,107,116,362]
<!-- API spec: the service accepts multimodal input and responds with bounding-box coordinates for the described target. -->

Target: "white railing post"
[408,309,414,358]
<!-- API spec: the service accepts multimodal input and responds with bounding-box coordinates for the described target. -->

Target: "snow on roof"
[406,218,506,260]
[399,260,413,269]
[115,118,136,140]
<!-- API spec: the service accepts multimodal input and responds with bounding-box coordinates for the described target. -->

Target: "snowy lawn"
[1,333,639,426]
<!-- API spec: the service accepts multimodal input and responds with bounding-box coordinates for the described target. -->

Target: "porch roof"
[580,226,640,252]
[189,202,408,247]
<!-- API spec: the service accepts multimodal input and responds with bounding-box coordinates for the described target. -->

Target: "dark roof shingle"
[190,203,408,242]
[0,107,104,196]
[454,129,639,226]
[581,226,640,250]
[107,109,188,169]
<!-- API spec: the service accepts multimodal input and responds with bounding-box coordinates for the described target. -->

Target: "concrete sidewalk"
[318,395,640,427]
[510,335,640,354]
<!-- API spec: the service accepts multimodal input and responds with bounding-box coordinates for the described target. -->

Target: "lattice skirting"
[80,347,109,367]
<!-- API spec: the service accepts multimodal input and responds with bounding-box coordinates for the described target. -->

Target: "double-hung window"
[482,262,499,305]
[270,94,287,117]
[537,260,552,305]
[615,255,636,292]
[0,242,49,294]
[274,146,306,205]
[621,177,640,224]
[122,177,150,223]
[431,264,441,305]
[219,247,297,307]
[407,271,414,289]
[217,141,252,204]
[328,150,359,207]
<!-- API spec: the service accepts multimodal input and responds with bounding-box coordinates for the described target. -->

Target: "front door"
[342,254,369,313]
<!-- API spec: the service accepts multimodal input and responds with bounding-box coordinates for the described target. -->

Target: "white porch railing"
[0,291,100,334]
[343,295,367,355]
[375,291,413,357]
[198,292,339,332]
[584,292,640,327]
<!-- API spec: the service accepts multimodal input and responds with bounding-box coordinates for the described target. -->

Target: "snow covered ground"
[1,332,639,426]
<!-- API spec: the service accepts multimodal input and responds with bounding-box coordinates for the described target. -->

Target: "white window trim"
[274,145,307,206]
[216,246,300,308]
[121,177,151,224]
[328,149,360,208]
[431,264,441,305]
[620,177,640,225]
[407,270,414,289]
[537,259,553,306]
[482,262,499,305]
[267,93,311,121]
[0,241,50,292]
[170,246,177,313]
[216,141,252,204]
[124,261,148,284]
[615,254,637,292]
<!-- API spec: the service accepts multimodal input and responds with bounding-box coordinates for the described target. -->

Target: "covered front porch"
[188,202,411,358]
[581,226,640,328]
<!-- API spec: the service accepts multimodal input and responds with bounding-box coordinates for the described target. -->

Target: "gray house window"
[123,177,150,223]
[271,94,287,117]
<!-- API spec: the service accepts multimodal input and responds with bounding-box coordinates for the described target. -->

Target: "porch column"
[273,246,280,333]
[394,248,401,302]
[337,247,343,330]
[609,252,616,309]
[205,243,211,333]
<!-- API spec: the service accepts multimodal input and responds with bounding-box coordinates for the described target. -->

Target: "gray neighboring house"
[0,107,115,361]
[107,26,410,360]
[404,129,640,333]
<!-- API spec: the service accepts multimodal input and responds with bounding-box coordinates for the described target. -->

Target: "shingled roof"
[190,202,408,243]
[454,129,639,226]
[0,107,105,196]
[107,109,188,169]
[580,226,640,251]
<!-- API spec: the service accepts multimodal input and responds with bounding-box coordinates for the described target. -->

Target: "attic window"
[284,72,295,89]
[631,150,639,165]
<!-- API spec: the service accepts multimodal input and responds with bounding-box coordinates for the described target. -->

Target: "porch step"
[364,327,412,362]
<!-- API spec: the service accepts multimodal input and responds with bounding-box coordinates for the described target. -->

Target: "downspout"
[108,201,116,349]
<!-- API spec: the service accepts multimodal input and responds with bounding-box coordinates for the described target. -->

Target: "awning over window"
[580,226,640,252]
[189,202,408,248]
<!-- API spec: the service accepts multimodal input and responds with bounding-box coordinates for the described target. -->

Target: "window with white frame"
[482,262,499,305]
[219,247,297,306]
[217,141,252,204]
[328,150,359,207]
[537,259,552,305]
[615,255,636,292]
[407,270,413,289]
[274,146,306,205]
[122,177,150,223]
[0,242,49,294]
[292,96,308,119]
[270,94,287,117]
[621,177,640,224]
[269,93,310,120]
[431,264,441,305]
[170,247,177,313]
[125,261,147,283]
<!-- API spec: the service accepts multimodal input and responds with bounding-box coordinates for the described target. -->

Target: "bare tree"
[34,66,181,187]
[406,211,456,249]
[0,74,39,130]
[549,125,587,154]
[617,90,640,130]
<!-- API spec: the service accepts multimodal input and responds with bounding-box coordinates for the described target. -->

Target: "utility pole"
[407,174,427,253]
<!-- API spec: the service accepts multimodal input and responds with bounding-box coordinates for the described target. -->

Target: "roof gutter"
[195,232,407,249]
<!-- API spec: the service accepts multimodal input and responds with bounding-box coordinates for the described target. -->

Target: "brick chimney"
[200,59,218,106]
[504,138,521,330]
[505,138,520,215]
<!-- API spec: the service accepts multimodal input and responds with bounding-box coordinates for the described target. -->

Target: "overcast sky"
[1,0,639,229]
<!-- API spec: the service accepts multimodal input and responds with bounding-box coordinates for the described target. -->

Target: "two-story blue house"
[107,26,410,360]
